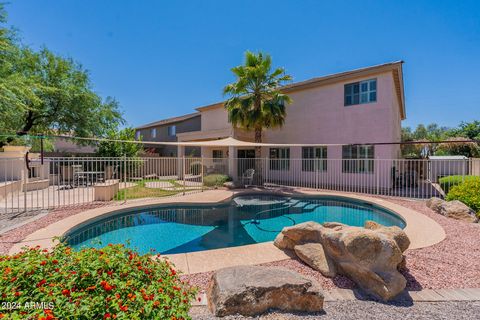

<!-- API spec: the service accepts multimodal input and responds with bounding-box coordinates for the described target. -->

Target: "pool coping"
[8,189,445,274]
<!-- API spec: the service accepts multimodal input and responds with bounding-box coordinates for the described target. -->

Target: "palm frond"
[223,51,293,134]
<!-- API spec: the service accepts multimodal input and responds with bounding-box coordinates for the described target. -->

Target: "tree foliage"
[401,121,480,158]
[223,51,292,156]
[96,128,143,157]
[0,4,124,146]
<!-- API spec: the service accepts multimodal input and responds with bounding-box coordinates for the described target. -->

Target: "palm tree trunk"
[254,126,263,185]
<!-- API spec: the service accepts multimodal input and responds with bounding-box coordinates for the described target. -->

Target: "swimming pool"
[65,194,405,255]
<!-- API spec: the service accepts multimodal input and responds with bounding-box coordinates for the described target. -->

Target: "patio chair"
[72,165,87,187]
[241,168,255,187]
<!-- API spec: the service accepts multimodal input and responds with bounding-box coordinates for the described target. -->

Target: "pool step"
[303,203,320,210]
[292,201,309,208]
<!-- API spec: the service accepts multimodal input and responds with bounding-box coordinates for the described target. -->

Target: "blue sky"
[6,0,480,129]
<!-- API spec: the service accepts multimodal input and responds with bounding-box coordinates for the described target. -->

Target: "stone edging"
[324,288,480,302]
[192,288,480,306]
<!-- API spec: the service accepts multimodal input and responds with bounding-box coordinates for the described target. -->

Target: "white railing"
[0,156,478,216]
[235,157,479,199]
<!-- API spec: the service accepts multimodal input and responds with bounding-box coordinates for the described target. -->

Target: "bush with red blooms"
[0,244,196,319]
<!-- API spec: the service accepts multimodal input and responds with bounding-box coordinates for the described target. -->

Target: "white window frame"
[302,146,328,172]
[342,145,374,173]
[345,78,377,106]
[168,125,176,137]
[269,148,290,171]
[151,128,157,138]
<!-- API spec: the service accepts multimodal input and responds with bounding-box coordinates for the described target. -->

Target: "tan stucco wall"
[198,71,403,160]
[201,108,230,131]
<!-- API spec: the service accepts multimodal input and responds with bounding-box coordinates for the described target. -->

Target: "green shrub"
[446,179,480,215]
[439,175,480,194]
[203,174,231,187]
[0,244,196,319]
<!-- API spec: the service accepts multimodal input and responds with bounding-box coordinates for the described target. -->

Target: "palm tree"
[223,51,292,159]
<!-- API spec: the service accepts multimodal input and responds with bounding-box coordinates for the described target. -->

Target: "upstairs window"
[302,147,328,172]
[269,148,290,171]
[151,128,157,138]
[342,145,374,173]
[135,131,141,140]
[168,125,176,136]
[344,79,377,106]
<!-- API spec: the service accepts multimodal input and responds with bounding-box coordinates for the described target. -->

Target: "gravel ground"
[189,301,480,319]
[386,197,480,290]
[0,203,112,254]
[183,197,480,291]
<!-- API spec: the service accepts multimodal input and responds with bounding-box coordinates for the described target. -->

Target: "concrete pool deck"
[8,189,446,275]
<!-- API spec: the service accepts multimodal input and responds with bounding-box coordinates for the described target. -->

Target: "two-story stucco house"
[135,112,201,157]
[136,61,405,188]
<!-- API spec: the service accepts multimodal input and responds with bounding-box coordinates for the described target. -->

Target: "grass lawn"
[114,179,200,200]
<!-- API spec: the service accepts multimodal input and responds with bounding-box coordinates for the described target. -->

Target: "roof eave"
[195,61,406,117]
[136,112,200,129]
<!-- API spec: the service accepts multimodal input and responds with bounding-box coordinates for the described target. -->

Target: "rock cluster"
[427,197,478,223]
[274,220,410,301]
[207,265,324,317]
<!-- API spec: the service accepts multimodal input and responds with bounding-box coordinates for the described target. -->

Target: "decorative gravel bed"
[386,197,480,290]
[0,203,113,254]
[189,301,480,320]
[182,197,480,292]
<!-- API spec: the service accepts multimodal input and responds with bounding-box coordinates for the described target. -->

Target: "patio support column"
[177,145,184,179]
[228,146,236,181]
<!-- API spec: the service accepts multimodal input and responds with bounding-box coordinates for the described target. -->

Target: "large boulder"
[273,221,324,249]
[426,197,446,212]
[207,266,324,317]
[274,221,410,301]
[319,224,408,301]
[438,200,478,223]
[294,243,337,277]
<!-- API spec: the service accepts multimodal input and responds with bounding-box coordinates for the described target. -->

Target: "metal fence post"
[123,155,127,204]
[23,159,28,212]
[201,156,204,192]
[183,156,186,195]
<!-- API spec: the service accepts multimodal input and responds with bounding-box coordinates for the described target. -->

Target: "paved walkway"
[191,288,480,319]
[190,300,480,320]
[192,288,480,307]
[323,288,480,302]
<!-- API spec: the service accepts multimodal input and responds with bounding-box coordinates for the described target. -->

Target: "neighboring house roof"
[195,61,406,119]
[136,112,200,129]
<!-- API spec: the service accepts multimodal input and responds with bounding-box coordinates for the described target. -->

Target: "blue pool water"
[66,194,405,254]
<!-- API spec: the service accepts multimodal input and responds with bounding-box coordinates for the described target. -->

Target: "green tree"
[451,121,480,140]
[402,121,480,158]
[401,123,450,157]
[0,4,124,146]
[96,128,143,157]
[436,137,479,157]
[223,51,292,158]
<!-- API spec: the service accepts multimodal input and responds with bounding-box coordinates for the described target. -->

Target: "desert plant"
[439,175,480,194]
[446,179,480,215]
[203,174,231,187]
[0,244,196,319]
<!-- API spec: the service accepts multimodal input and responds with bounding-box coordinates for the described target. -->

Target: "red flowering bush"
[0,244,196,319]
